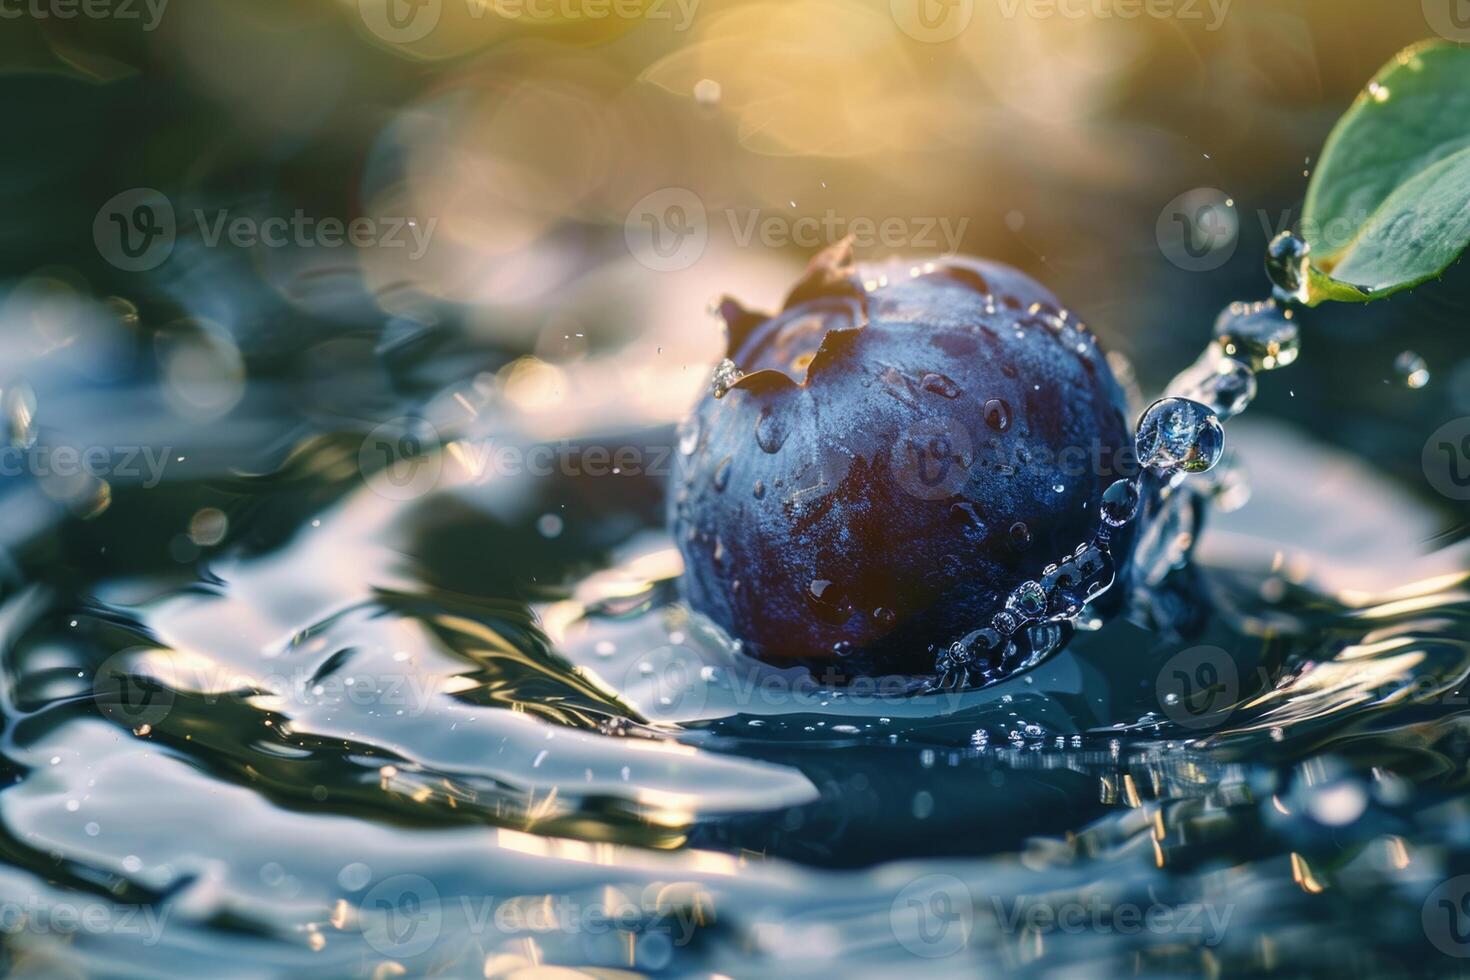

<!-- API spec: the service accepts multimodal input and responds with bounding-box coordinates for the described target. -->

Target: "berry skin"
[668,242,1134,675]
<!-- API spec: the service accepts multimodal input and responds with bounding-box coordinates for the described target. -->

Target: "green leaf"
[1301,40,1470,305]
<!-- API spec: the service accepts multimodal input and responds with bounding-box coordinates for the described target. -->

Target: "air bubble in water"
[1135,397,1224,475]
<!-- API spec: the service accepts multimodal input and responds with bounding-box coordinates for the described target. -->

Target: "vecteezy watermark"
[0,896,172,945]
[890,874,974,958]
[92,647,444,729]
[94,189,437,272]
[194,210,436,259]
[988,894,1233,945]
[890,0,972,42]
[625,188,708,273]
[357,418,682,501]
[889,876,1231,959]
[1423,418,1470,502]
[359,417,444,502]
[0,443,172,488]
[94,188,176,273]
[361,875,442,958]
[1255,206,1439,259]
[1157,188,1238,272]
[1155,645,1239,730]
[726,209,968,257]
[887,415,1144,503]
[891,416,975,501]
[1424,0,1470,43]
[1425,875,1470,957]
[624,188,968,273]
[357,875,712,960]
[891,0,1229,41]
[622,648,965,723]
[993,0,1230,29]
[357,0,699,44]
[0,0,168,29]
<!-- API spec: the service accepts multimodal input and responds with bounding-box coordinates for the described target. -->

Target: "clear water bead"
[1266,231,1310,304]
[1200,355,1257,417]
[1100,479,1141,527]
[1213,300,1300,372]
[1005,580,1047,620]
[1135,397,1225,475]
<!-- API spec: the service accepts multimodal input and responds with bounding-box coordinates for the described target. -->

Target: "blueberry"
[668,242,1134,674]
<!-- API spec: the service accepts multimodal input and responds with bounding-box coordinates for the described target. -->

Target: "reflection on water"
[0,364,1465,978]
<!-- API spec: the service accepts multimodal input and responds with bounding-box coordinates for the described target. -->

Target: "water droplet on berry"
[677,417,701,456]
[983,398,1012,432]
[948,501,985,533]
[1008,521,1032,550]
[921,372,962,398]
[805,579,855,625]
[755,405,789,453]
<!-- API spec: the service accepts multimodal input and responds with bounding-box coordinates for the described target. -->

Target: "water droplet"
[1024,302,1067,332]
[1394,350,1430,389]
[872,606,896,627]
[805,579,855,625]
[711,358,744,398]
[752,479,766,499]
[1006,580,1047,619]
[1203,356,1257,417]
[1100,479,1141,527]
[1265,232,1310,304]
[921,372,961,398]
[1008,521,1032,550]
[1213,300,1300,371]
[677,416,701,456]
[948,501,985,533]
[983,398,1012,432]
[2,382,37,449]
[693,78,722,105]
[755,405,789,453]
[1136,397,1224,475]
[1368,80,1390,103]
[712,456,732,491]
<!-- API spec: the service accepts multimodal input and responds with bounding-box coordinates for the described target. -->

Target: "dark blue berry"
[668,242,1133,673]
